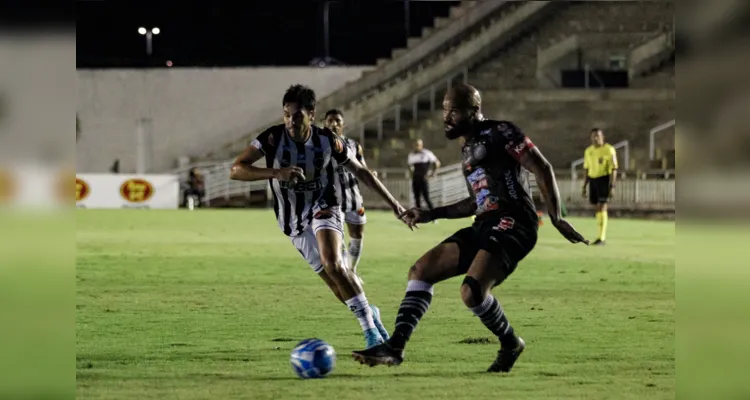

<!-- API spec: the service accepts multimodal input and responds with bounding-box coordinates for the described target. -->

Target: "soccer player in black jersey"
[230,85,407,349]
[352,84,588,372]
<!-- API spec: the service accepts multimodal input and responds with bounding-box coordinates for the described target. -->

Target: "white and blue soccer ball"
[290,339,336,379]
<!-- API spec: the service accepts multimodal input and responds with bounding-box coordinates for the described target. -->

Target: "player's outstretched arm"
[430,197,476,220]
[229,144,303,182]
[344,158,404,216]
[399,197,476,229]
[519,148,563,222]
[518,147,588,245]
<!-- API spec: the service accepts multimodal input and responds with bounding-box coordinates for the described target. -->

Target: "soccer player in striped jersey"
[230,84,407,349]
[323,109,368,284]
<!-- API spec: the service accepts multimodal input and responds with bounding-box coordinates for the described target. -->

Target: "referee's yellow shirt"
[584,144,618,179]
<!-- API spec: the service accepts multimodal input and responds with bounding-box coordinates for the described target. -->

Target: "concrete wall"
[76,67,373,172]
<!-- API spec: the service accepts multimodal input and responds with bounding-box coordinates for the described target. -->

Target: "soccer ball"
[290,339,336,379]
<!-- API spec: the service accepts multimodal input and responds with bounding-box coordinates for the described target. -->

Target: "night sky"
[76,0,460,68]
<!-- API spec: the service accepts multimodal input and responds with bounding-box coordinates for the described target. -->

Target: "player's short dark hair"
[591,127,603,133]
[282,84,316,112]
[325,109,344,119]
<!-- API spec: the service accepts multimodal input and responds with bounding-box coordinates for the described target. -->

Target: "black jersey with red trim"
[461,119,537,222]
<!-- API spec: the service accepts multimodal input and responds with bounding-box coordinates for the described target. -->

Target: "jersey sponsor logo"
[505,137,534,159]
[481,195,499,212]
[467,168,486,185]
[506,141,527,155]
[76,177,90,202]
[267,133,276,147]
[473,144,487,160]
[120,179,154,203]
[471,177,488,192]
[280,177,323,192]
[492,217,515,231]
[476,189,499,214]
[467,168,489,193]
[498,123,513,138]
[504,170,519,200]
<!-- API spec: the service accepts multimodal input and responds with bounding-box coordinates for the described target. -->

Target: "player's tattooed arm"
[229,144,303,182]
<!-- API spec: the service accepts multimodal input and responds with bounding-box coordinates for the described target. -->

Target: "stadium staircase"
[198,0,562,161]
[358,0,676,174]
[185,1,675,207]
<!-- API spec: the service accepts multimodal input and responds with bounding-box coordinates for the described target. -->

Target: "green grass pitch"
[76,209,674,399]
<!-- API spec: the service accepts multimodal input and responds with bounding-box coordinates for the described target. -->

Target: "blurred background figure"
[407,139,440,213]
[183,167,205,209]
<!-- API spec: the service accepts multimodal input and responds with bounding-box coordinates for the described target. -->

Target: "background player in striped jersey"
[230,85,407,349]
[323,109,368,284]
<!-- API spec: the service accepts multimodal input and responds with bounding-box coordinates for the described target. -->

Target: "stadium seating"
[200,1,674,175]
[359,1,675,174]
[202,0,562,160]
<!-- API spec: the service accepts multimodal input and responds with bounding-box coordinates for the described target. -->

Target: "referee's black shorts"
[588,175,611,205]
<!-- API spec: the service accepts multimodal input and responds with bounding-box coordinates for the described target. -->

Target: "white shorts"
[290,207,344,274]
[343,209,367,225]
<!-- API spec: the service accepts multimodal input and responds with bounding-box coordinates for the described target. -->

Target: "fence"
[194,162,675,211]
[360,174,675,210]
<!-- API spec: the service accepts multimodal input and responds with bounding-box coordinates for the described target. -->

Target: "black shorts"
[588,175,611,205]
[441,214,538,276]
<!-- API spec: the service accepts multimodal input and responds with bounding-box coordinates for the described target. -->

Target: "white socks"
[348,238,363,273]
[345,293,376,331]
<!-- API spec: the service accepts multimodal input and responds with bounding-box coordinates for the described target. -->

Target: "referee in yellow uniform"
[582,128,618,245]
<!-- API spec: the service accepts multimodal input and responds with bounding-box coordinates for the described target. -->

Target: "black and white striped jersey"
[250,124,351,237]
[332,136,365,213]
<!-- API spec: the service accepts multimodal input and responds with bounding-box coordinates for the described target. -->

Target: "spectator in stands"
[582,128,618,245]
[183,167,206,208]
[407,139,440,213]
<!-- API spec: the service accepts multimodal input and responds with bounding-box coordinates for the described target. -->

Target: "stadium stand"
[174,0,675,214]
[196,1,674,176]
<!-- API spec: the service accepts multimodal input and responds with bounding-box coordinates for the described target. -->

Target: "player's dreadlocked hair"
[282,84,316,112]
[325,109,344,119]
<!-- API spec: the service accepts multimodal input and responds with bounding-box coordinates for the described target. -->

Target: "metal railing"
[649,119,676,160]
[194,159,673,211]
